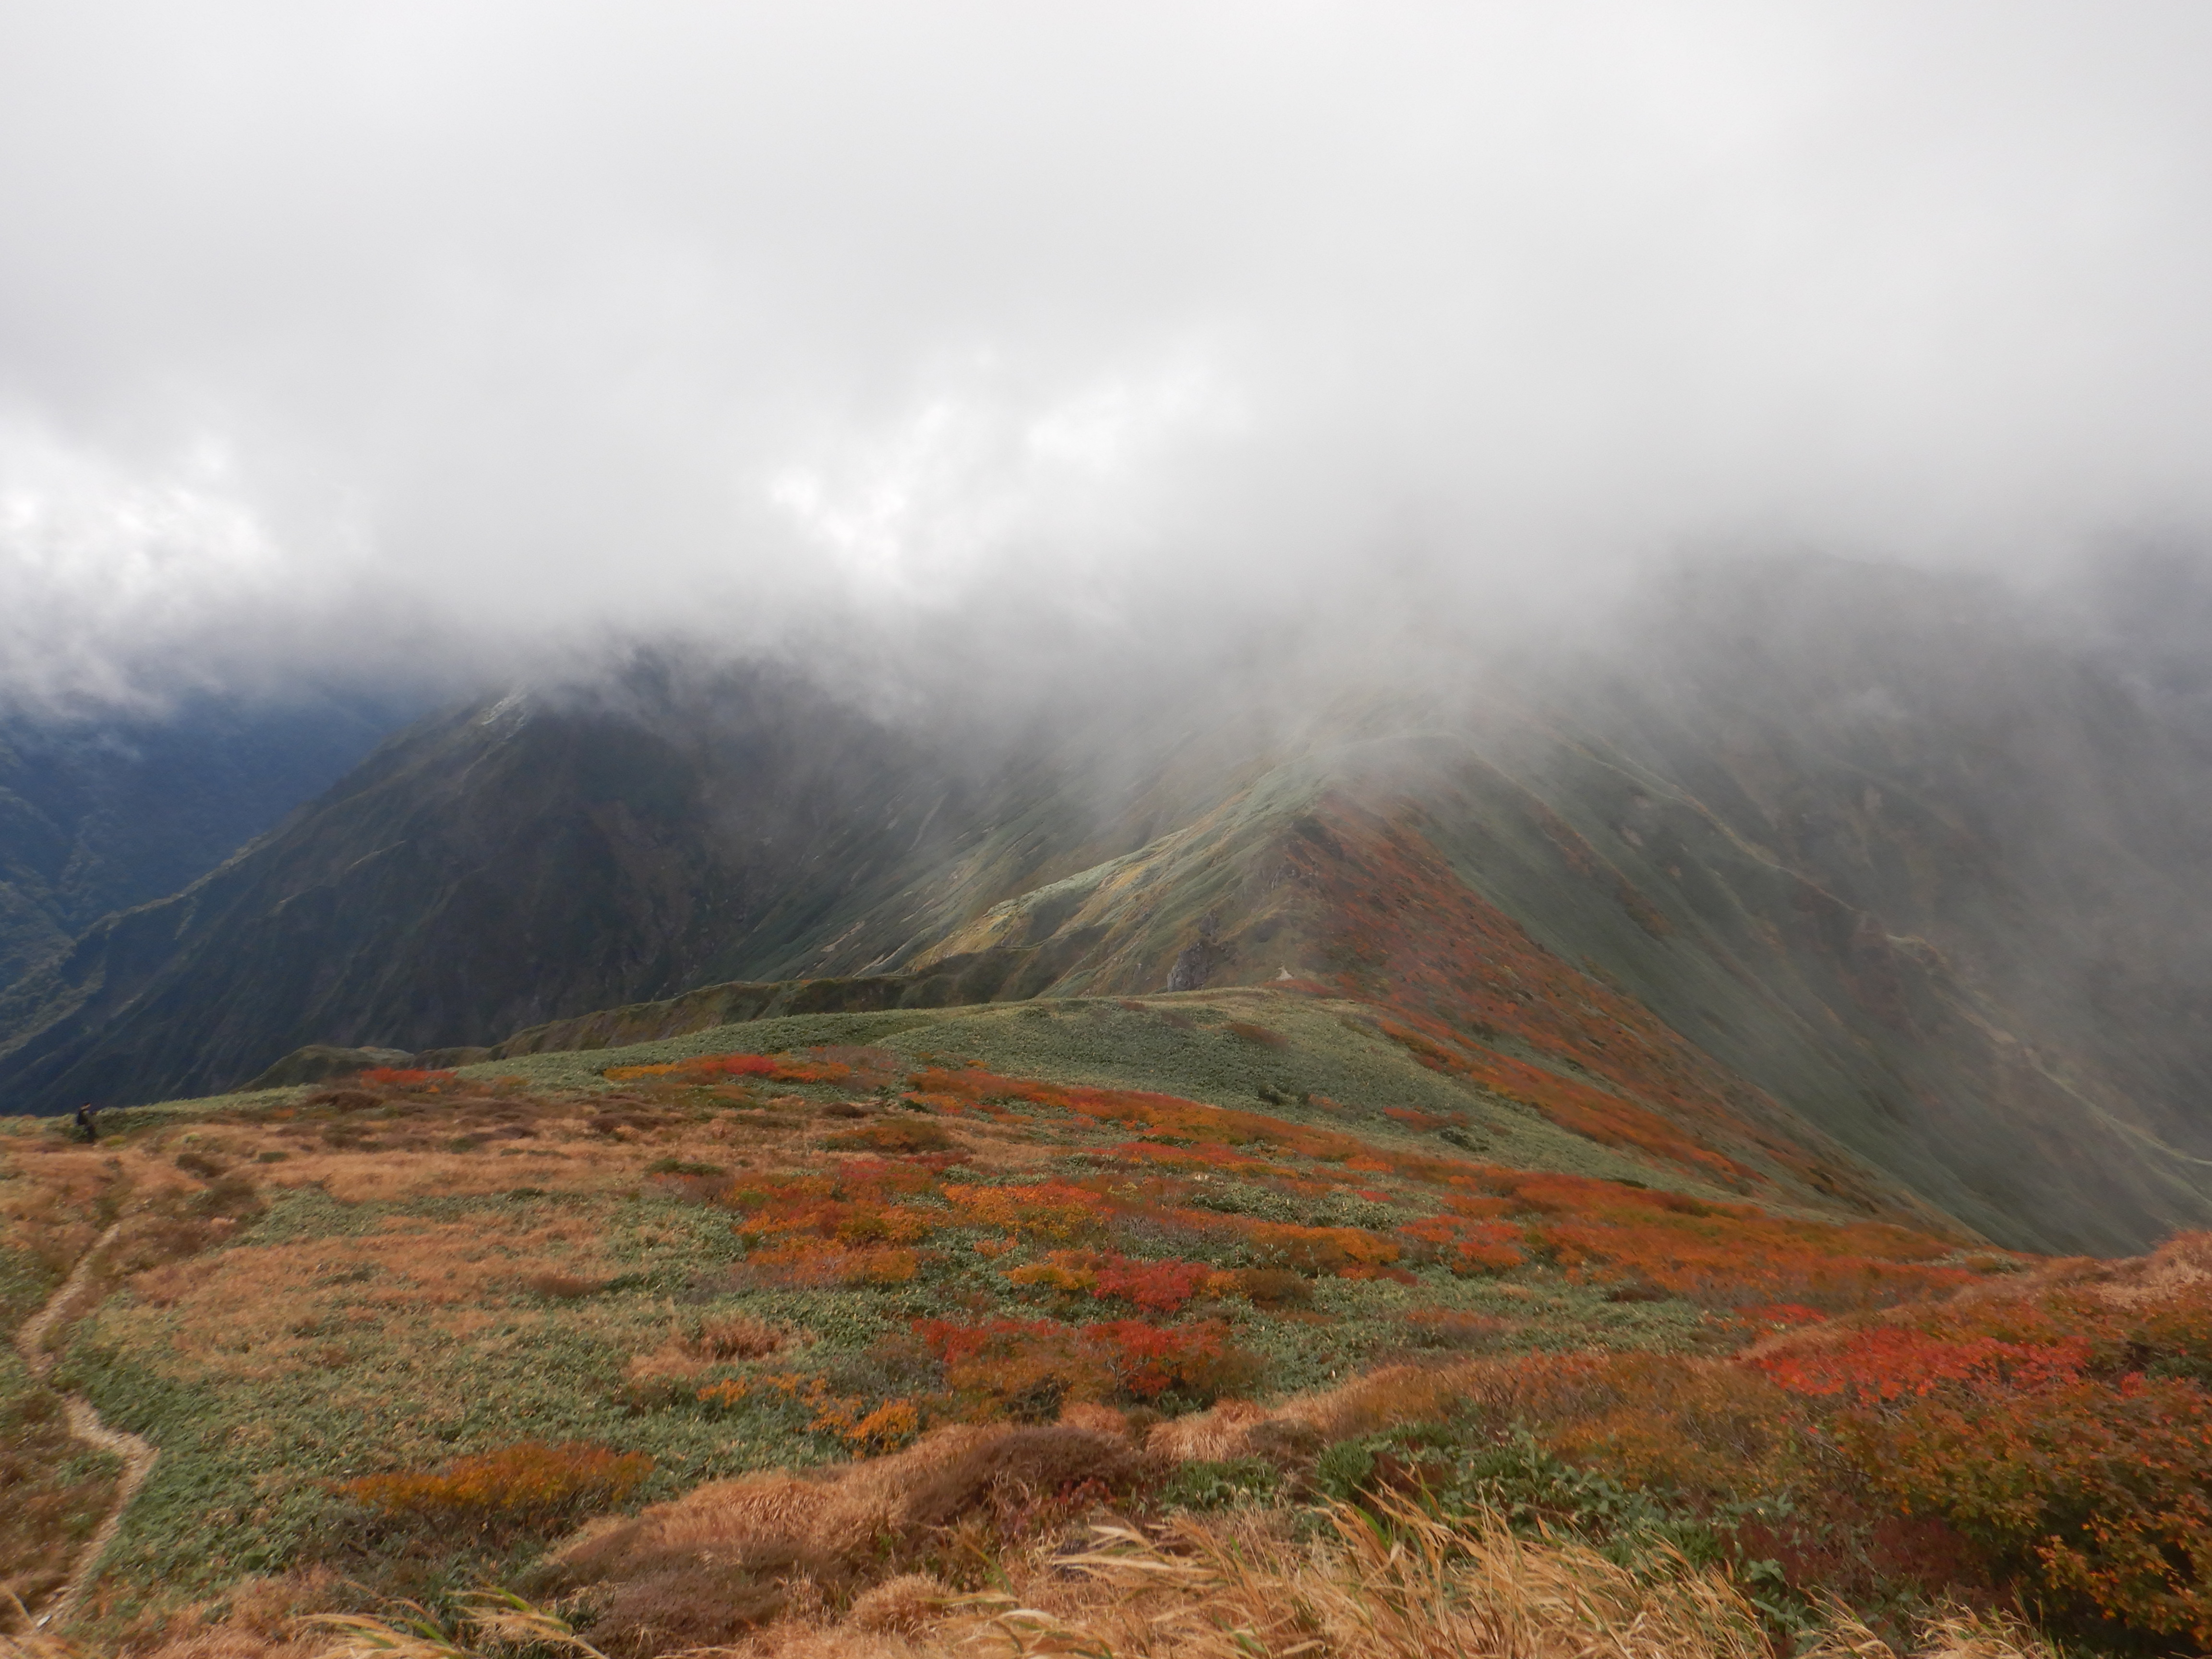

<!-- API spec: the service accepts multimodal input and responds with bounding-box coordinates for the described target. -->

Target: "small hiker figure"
[74,1103,97,1144]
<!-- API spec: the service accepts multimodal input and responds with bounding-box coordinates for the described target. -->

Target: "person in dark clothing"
[73,1104,97,1143]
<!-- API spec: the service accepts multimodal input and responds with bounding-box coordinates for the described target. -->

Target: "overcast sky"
[2,3,2209,711]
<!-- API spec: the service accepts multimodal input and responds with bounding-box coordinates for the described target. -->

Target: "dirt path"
[13,1221,159,1631]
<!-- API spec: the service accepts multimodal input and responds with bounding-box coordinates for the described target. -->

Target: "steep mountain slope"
[0,696,404,994]
[0,668,1294,1121]
[0,675,1004,1115]
[917,724,2212,1252]
[5,560,2212,1254]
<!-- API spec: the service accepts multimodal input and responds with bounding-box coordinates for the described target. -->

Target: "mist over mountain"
[9,6,2212,715]
[25,15,2212,1653]
[1,554,2208,1257]
[6,7,2212,1256]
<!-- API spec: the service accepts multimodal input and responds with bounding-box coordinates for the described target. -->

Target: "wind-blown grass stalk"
[966,1498,2052,1659]
[288,1504,2056,1659]
[304,1590,607,1659]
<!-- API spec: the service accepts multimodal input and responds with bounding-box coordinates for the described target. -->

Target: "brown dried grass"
[270,1507,2056,1659]
[543,1422,1151,1654]
[623,1314,791,1400]
[0,1385,120,1624]
[4,1569,344,1659]
[942,1498,2058,1659]
[78,1210,621,1390]
[1802,1602,2057,1659]
[1143,1358,1477,1465]
[980,1495,1767,1659]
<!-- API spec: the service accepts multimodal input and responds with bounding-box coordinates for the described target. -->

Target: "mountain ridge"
[5,561,2212,1253]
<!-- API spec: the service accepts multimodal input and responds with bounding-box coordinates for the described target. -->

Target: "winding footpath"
[13,1222,159,1631]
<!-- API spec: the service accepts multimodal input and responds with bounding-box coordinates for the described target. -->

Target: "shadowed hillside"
[0,696,406,997]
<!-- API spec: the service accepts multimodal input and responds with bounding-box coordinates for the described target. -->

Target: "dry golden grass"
[0,1072,2090,1659]
[306,1588,612,1659]
[0,1384,121,1621]
[0,1568,344,1659]
[1802,1604,2058,1659]
[1143,1358,1481,1465]
[95,1214,618,1383]
[941,1500,2061,1659]
[543,1421,1151,1653]
[977,1497,1767,1659]
[0,1133,209,1295]
[1,1080,849,1259]
[624,1314,791,1397]
[183,1504,2059,1659]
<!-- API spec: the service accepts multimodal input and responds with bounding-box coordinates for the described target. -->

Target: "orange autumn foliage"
[1280,798,1879,1198]
[1006,1249,1238,1312]
[1733,1249,2212,1646]
[696,1371,923,1451]
[343,1441,651,1527]
[942,1180,1113,1240]
[1469,1168,1972,1311]
[914,1315,1256,1408]
[1377,1014,1750,1183]
[1750,1326,2094,1402]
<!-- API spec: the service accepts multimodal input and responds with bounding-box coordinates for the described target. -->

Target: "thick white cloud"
[1,1,2209,707]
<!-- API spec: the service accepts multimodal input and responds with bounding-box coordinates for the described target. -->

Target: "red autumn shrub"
[1084,1319,1256,1403]
[1750,1326,2092,1402]
[916,1316,1068,1370]
[915,1315,1255,1410]
[1237,1219,1400,1274]
[1094,1255,1229,1313]
[1398,1214,1525,1274]
[915,1317,1114,1419]
[744,1240,926,1286]
[1737,1247,2212,1644]
[722,1166,939,1254]
[1837,1375,2212,1646]
[1501,1174,1971,1311]
[1006,1250,1233,1313]
[1515,1351,1802,1502]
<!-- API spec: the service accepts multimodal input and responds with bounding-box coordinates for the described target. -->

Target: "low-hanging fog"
[3,3,2211,715]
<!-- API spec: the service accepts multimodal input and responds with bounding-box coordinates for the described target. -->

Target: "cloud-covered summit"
[3,3,2210,709]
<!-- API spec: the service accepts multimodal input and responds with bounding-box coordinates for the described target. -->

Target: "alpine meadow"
[11,7,2212,1659]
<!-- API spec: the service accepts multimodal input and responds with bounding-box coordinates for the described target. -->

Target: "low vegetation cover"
[1,995,2206,1657]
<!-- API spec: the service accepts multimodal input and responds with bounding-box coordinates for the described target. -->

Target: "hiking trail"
[13,1221,158,1631]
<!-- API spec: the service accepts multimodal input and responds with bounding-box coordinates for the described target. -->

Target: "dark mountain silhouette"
[0,695,408,994]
